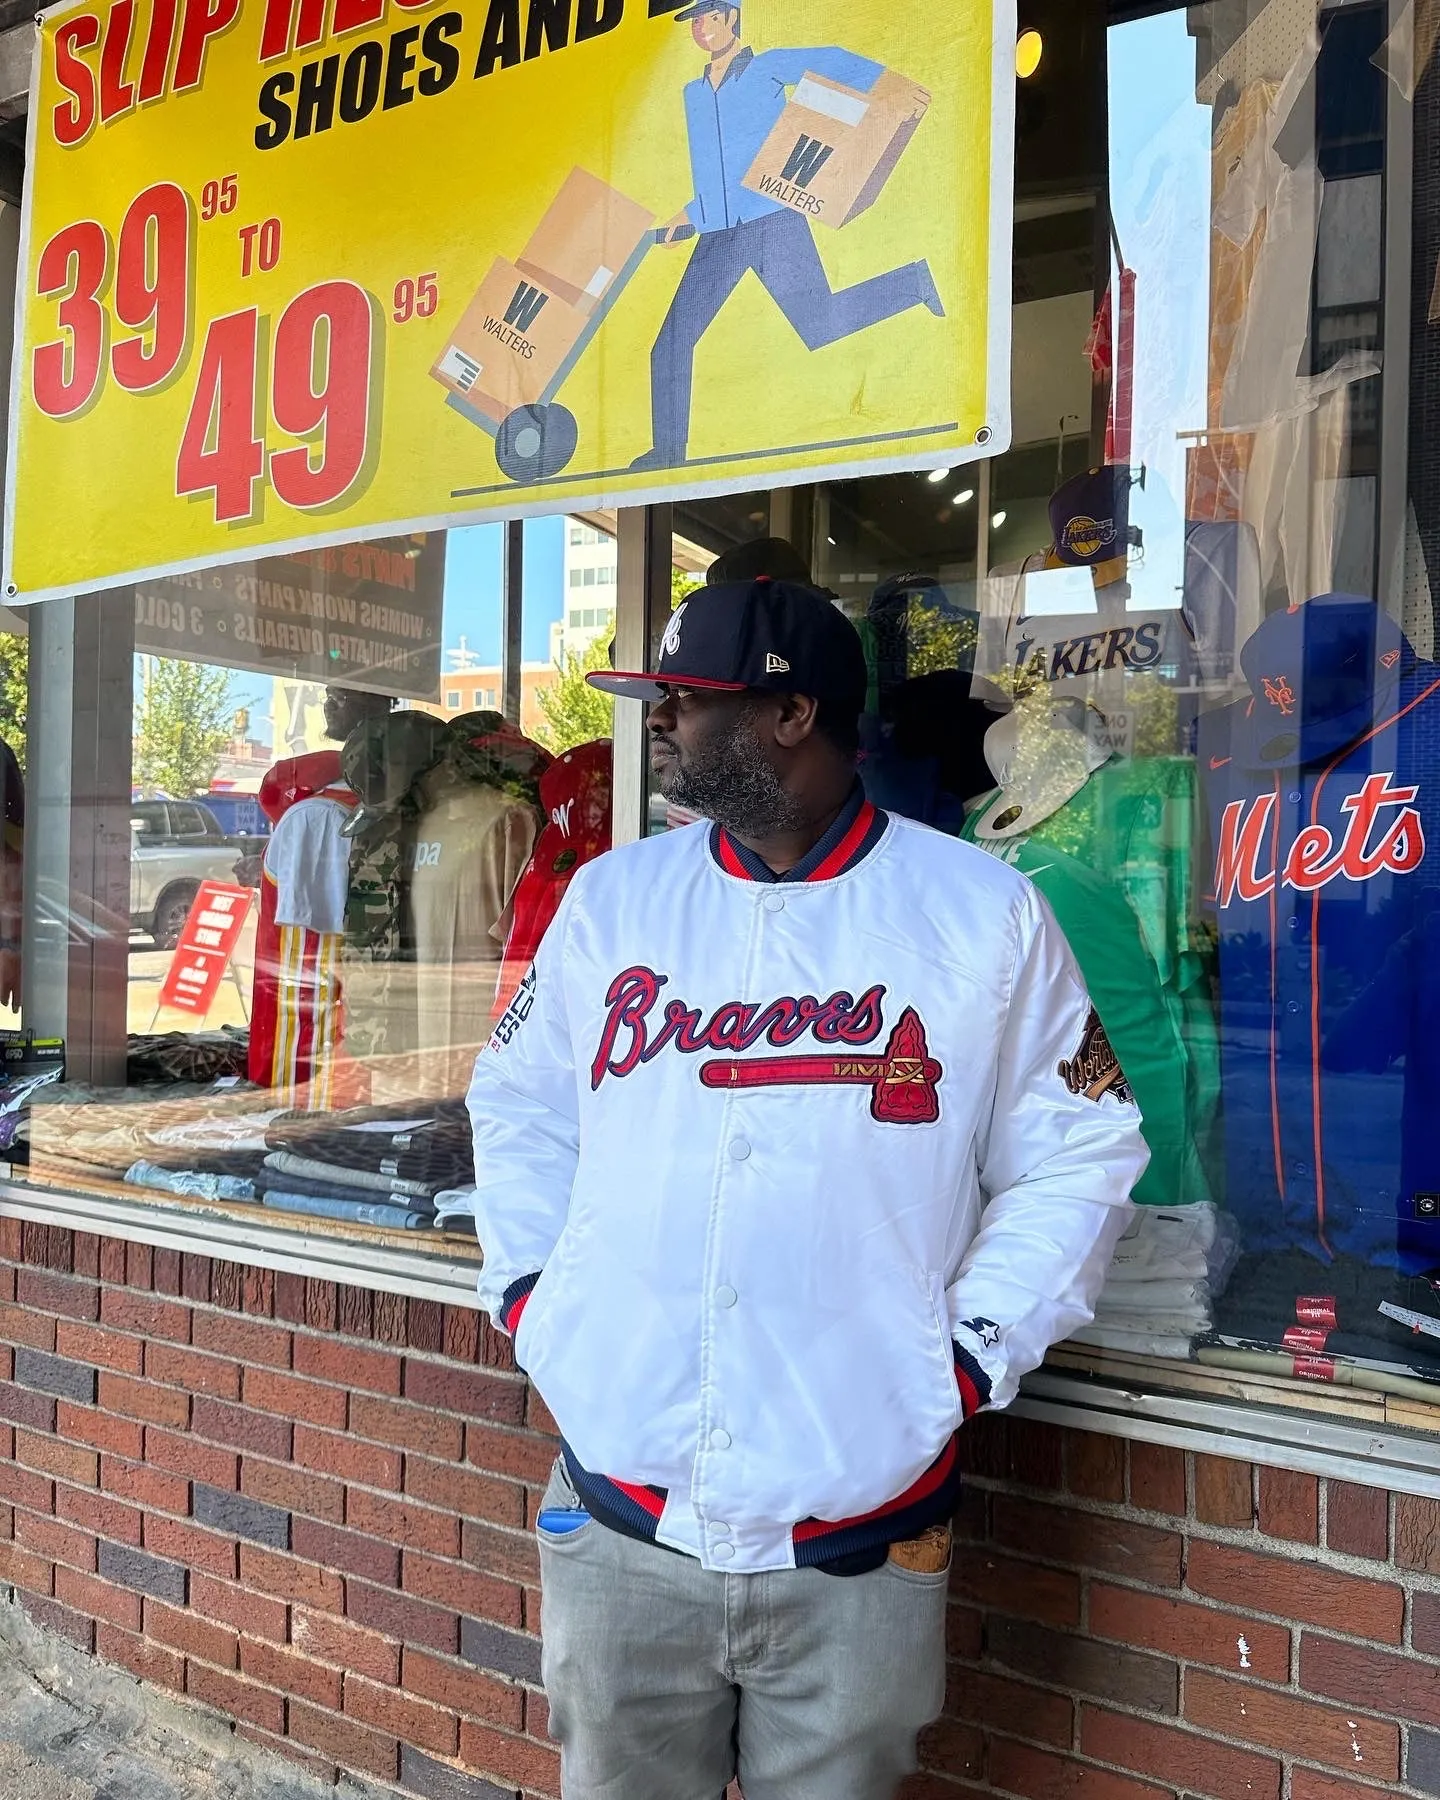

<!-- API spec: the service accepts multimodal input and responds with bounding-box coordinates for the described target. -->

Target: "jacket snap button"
[710,1429,732,1450]
[729,1139,751,1161]
[763,893,786,912]
[715,1285,738,1309]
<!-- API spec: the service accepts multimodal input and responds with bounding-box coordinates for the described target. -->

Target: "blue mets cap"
[1236,595,1412,765]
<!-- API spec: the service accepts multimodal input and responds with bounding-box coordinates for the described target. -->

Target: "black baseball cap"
[587,579,867,713]
[671,1,738,18]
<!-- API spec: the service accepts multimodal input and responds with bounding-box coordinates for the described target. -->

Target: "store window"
[8,0,1440,1421]
[767,0,1439,1403]
[2,515,612,1254]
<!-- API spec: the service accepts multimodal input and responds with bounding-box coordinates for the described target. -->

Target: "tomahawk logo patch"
[1058,1008,1134,1106]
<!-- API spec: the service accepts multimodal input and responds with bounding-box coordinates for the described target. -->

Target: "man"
[468,580,1146,1800]
[632,3,943,470]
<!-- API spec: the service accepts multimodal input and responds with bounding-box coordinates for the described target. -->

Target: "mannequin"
[338,710,450,1091]
[965,692,1218,1210]
[407,714,548,1093]
[495,738,613,1012]
[249,751,357,1104]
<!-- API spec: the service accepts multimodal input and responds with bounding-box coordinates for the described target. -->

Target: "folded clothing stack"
[256,1101,476,1231]
[1068,1203,1240,1360]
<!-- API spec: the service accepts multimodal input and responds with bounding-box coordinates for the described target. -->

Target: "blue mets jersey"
[1197,597,1440,1272]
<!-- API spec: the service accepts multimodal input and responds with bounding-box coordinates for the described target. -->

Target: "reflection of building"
[553,521,617,665]
[418,664,556,739]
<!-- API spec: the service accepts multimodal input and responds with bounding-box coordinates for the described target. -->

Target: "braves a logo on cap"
[1262,675,1297,715]
[660,604,687,662]
[1058,1008,1134,1106]
[591,966,943,1124]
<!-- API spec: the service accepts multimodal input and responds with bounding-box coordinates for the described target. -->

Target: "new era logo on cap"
[588,579,867,716]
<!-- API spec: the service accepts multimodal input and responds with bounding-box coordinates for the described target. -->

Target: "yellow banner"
[7,0,1014,601]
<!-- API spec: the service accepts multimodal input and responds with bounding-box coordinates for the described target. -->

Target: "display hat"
[670,0,739,19]
[1234,595,1411,766]
[588,578,868,716]
[970,691,1114,839]
[258,751,343,825]
[1049,466,1131,569]
[339,710,449,838]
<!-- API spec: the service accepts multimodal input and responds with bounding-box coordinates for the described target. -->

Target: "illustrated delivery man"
[631,2,943,471]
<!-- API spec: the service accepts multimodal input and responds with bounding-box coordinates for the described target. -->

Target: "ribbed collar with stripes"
[708,781,887,884]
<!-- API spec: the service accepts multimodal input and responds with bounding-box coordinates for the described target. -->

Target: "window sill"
[5,1177,1440,1495]
[0,1174,483,1308]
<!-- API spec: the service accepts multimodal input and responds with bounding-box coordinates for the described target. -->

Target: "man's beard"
[654,700,808,838]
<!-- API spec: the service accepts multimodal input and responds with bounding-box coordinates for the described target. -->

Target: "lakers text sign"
[8,0,1014,600]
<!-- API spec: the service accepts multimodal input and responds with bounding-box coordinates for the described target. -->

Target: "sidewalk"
[0,1596,387,1800]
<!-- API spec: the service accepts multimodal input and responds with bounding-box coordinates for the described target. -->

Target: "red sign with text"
[157,881,253,1018]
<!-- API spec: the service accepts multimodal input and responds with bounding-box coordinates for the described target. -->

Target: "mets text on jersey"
[1213,773,1425,907]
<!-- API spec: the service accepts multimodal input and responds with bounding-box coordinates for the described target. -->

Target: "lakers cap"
[587,579,868,715]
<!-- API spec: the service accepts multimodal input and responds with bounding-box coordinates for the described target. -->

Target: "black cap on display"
[587,579,868,717]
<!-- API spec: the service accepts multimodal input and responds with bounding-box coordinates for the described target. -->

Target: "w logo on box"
[781,134,834,188]
[504,281,549,333]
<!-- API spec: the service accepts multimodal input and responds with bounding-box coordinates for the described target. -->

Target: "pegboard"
[1197,0,1325,105]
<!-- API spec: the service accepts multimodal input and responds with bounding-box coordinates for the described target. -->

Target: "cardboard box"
[430,257,589,422]
[516,167,655,316]
[743,70,926,229]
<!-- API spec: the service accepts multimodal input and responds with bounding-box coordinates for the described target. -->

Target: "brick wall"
[2,1219,1440,1800]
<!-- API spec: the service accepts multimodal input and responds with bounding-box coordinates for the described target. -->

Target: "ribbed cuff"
[500,1272,542,1337]
[953,1338,994,1421]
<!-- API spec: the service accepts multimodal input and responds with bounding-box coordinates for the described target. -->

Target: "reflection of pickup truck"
[130,800,267,949]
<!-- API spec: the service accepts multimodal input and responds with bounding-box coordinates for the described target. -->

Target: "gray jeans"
[536,1459,948,1800]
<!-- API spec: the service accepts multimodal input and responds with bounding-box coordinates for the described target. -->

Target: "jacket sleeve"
[947,885,1148,1416]
[466,893,581,1336]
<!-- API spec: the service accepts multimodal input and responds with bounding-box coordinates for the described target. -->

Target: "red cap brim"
[586,671,749,701]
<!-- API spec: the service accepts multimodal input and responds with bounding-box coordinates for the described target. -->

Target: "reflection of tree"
[135,659,234,796]
[905,601,978,678]
[0,635,25,773]
[536,634,614,755]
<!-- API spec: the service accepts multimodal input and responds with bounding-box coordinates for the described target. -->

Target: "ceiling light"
[954,488,975,505]
[926,467,951,484]
[1016,29,1043,79]
[991,510,1007,529]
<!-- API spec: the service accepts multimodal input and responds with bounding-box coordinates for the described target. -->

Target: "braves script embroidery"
[1058,1008,1134,1105]
[591,967,943,1124]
